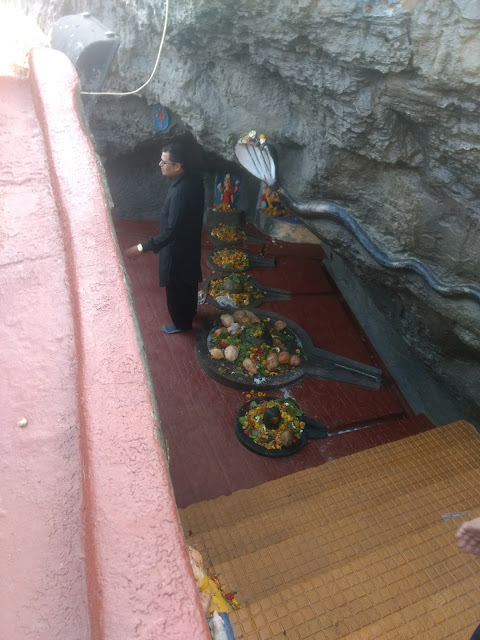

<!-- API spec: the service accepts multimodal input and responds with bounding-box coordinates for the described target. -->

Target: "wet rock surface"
[21,0,480,419]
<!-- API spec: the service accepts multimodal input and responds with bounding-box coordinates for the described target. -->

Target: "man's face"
[159,151,181,177]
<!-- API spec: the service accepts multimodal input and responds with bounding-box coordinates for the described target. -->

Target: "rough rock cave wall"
[22,0,480,419]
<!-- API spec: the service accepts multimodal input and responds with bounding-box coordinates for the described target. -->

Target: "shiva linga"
[196,309,383,391]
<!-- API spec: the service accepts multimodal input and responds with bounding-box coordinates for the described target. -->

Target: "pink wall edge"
[28,47,210,640]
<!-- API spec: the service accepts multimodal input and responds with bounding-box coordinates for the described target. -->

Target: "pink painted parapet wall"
[0,47,210,640]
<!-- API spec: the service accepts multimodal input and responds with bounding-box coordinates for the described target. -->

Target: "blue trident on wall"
[153,105,169,131]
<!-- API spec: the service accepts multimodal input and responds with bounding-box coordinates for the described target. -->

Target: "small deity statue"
[260,182,283,210]
[217,174,240,208]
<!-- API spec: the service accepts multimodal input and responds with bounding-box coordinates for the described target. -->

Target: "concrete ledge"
[29,47,209,640]
[321,243,466,427]
[253,209,321,245]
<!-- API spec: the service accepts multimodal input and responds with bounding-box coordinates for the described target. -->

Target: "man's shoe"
[160,324,189,334]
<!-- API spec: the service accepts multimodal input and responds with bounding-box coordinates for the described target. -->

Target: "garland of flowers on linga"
[209,274,263,307]
[212,319,302,378]
[211,248,250,271]
[210,223,247,243]
[262,205,290,218]
[214,203,237,212]
[238,398,305,450]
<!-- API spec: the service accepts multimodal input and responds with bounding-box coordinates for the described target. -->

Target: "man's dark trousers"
[166,279,198,330]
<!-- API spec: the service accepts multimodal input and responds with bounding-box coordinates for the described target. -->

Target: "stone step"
[228,517,480,640]
[207,467,480,604]
[180,421,476,539]
[182,422,480,639]
[331,573,480,640]
[186,443,479,570]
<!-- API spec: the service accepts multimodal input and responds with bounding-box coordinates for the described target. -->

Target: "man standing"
[125,142,205,334]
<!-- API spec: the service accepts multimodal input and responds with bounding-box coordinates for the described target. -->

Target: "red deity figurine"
[217,174,240,208]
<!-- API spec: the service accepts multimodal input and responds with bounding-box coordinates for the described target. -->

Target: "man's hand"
[125,245,144,260]
[456,517,480,554]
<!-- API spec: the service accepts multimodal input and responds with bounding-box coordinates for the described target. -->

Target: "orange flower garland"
[238,398,305,450]
[209,275,263,306]
[211,249,249,271]
[210,223,247,243]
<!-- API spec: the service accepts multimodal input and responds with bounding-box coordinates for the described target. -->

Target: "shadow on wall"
[104,133,207,219]
[105,148,168,219]
[104,132,256,219]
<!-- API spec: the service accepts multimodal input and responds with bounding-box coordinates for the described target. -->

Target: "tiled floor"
[114,218,434,508]
[180,421,480,639]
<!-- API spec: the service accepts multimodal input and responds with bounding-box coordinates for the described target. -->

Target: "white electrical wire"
[81,0,169,96]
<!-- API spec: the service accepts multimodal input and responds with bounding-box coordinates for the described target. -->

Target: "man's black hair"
[162,142,188,169]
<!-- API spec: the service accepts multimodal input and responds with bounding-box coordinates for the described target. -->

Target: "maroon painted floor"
[115,219,434,508]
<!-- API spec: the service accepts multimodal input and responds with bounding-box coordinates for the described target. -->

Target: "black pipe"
[274,185,480,305]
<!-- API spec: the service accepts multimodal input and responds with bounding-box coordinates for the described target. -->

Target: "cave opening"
[103,131,252,220]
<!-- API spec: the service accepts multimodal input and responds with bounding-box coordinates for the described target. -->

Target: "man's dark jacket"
[142,172,205,286]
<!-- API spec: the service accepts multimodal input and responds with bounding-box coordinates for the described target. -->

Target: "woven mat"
[180,421,480,639]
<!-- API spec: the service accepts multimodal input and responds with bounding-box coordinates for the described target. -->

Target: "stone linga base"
[205,208,245,227]
[206,248,275,274]
[235,396,328,457]
[201,273,291,310]
[195,309,383,392]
